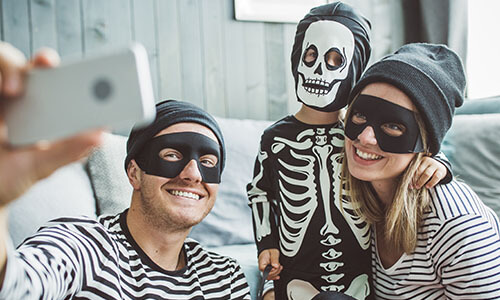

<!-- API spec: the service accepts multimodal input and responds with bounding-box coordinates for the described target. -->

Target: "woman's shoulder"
[424,179,500,239]
[428,180,486,218]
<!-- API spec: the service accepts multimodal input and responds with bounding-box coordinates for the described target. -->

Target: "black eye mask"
[345,94,424,153]
[135,132,221,183]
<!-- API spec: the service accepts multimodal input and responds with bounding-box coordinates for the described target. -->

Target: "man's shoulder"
[43,214,100,230]
[35,213,122,242]
[185,238,239,267]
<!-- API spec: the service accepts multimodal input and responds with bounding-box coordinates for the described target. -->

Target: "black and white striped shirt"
[372,180,500,299]
[0,211,250,299]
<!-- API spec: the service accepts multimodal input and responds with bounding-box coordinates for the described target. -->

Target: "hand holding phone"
[0,43,104,206]
[5,43,156,146]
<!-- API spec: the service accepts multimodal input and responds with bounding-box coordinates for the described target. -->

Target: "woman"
[341,43,500,299]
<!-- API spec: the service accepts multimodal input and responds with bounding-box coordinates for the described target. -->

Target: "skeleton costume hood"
[291,2,371,112]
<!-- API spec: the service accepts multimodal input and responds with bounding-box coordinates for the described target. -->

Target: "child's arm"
[414,152,453,189]
[247,132,281,245]
[247,133,282,296]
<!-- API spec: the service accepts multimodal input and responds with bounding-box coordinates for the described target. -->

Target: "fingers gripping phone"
[5,43,156,146]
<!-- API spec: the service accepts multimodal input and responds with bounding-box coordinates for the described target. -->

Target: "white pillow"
[86,133,132,215]
[8,162,96,247]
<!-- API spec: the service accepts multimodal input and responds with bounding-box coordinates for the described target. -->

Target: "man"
[0,42,250,299]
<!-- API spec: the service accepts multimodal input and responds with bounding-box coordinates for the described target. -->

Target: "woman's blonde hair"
[341,96,431,254]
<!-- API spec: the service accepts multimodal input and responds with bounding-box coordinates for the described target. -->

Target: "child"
[247,3,449,299]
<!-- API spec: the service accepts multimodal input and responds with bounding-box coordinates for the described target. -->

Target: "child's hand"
[414,156,447,189]
[258,248,282,280]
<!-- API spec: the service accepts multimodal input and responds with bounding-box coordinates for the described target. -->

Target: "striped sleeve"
[0,217,122,300]
[230,262,252,299]
[0,220,92,299]
[431,184,500,298]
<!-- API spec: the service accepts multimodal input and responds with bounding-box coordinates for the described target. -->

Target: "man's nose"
[357,126,378,145]
[179,159,203,183]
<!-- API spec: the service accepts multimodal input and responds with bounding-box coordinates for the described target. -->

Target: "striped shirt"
[0,210,250,299]
[372,180,500,299]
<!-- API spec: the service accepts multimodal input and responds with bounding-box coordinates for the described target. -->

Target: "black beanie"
[125,99,225,173]
[349,43,466,155]
[291,1,371,112]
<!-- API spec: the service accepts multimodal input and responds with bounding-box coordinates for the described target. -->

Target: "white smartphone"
[5,43,156,146]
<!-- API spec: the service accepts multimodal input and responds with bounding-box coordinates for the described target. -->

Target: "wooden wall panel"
[54,0,83,59]
[264,23,288,121]
[30,0,57,52]
[81,0,132,55]
[2,0,31,56]
[131,0,159,100]
[200,0,226,117]
[156,0,182,102]
[178,0,204,108]
[222,0,246,119]
[243,22,267,120]
[283,23,300,115]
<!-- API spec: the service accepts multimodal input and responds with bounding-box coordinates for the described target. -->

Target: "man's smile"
[167,188,203,201]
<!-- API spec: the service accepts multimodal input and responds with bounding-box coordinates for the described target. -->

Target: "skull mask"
[296,20,355,110]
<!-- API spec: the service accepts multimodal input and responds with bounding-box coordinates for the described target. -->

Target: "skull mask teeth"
[296,20,355,108]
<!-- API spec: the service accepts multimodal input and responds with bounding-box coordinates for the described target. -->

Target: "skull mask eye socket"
[325,47,345,71]
[302,44,318,67]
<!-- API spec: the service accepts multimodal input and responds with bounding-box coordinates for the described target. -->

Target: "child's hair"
[340,95,431,253]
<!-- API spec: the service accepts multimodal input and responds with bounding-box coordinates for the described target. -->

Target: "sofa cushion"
[8,162,97,247]
[189,117,272,247]
[442,113,500,217]
[86,133,132,215]
[455,96,500,115]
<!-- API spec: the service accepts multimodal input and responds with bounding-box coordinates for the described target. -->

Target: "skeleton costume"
[247,3,373,299]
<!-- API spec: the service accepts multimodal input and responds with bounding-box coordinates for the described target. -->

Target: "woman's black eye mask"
[135,132,221,183]
[345,94,424,153]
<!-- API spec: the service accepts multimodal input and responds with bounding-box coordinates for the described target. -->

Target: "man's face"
[133,122,220,231]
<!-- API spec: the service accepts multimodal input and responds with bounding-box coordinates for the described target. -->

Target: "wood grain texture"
[131,0,159,100]
[156,0,182,102]
[55,0,83,60]
[2,0,31,56]
[81,0,132,55]
[30,0,57,52]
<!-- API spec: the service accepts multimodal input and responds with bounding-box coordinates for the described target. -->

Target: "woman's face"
[344,82,418,185]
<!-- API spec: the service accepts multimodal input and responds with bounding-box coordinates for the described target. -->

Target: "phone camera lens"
[93,79,113,101]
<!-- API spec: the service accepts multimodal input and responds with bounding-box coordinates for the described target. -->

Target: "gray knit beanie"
[125,99,225,173]
[349,43,466,155]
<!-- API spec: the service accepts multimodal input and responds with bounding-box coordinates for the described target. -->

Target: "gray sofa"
[8,97,500,300]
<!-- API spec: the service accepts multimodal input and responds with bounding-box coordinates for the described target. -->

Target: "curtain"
[401,0,468,66]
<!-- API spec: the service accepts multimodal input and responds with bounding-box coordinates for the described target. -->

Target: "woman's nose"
[357,126,378,146]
